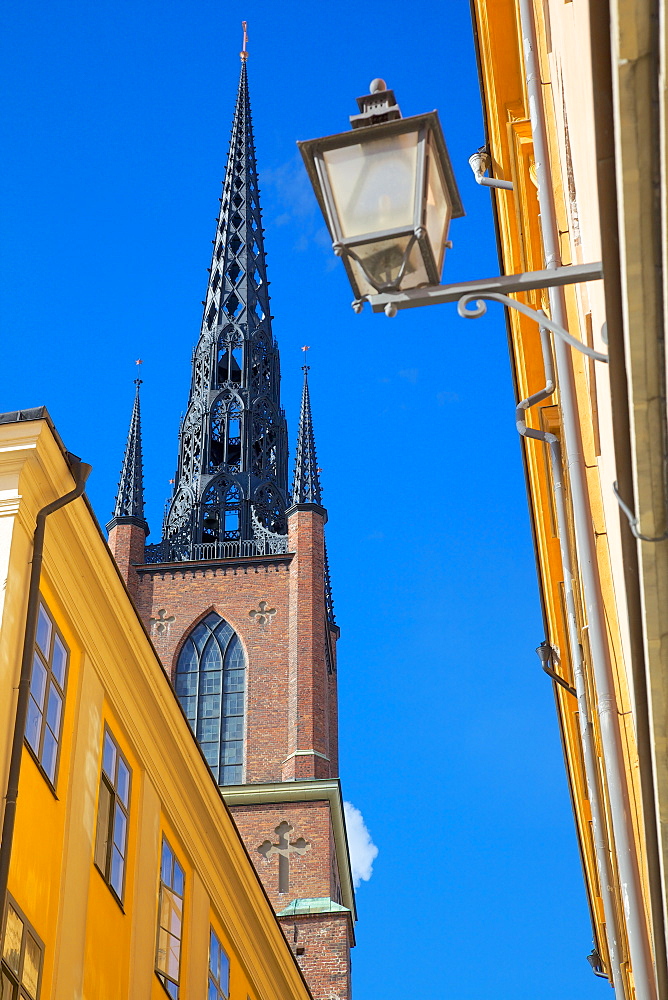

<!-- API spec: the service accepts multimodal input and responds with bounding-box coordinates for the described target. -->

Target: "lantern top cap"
[351,78,401,128]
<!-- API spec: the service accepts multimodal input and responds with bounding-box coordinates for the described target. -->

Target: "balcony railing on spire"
[143,506,289,565]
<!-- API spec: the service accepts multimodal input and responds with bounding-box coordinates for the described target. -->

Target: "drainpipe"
[0,454,92,918]
[469,149,515,190]
[517,1,657,996]
[517,326,626,993]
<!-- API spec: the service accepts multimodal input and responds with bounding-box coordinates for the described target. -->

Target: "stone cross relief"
[257,821,311,893]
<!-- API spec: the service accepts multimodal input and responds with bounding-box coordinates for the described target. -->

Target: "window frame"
[93,725,132,906]
[1,895,44,1000]
[155,836,185,999]
[174,613,246,786]
[208,927,230,999]
[24,600,70,791]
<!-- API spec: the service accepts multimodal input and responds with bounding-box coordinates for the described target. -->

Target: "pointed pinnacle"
[292,368,322,505]
[108,379,149,532]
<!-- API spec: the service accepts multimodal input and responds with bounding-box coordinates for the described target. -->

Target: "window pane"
[198,719,220,742]
[222,741,242,765]
[199,673,221,695]
[36,605,52,656]
[223,692,244,715]
[156,927,181,981]
[2,906,22,974]
[110,847,124,897]
[175,672,197,696]
[219,947,230,996]
[172,861,185,899]
[209,930,220,975]
[113,802,127,852]
[191,622,210,652]
[102,732,116,780]
[94,780,112,870]
[181,697,196,721]
[222,717,243,741]
[51,634,67,687]
[46,686,62,735]
[29,657,47,710]
[201,743,219,767]
[22,934,40,999]
[221,764,242,785]
[1,969,15,1000]
[166,980,178,1000]
[25,699,42,754]
[199,694,220,718]
[116,758,130,807]
[201,638,222,671]
[160,888,183,937]
[161,841,173,885]
[208,980,219,1000]
[41,728,58,783]
[223,669,244,693]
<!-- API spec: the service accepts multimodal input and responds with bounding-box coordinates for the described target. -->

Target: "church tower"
[107,43,354,1000]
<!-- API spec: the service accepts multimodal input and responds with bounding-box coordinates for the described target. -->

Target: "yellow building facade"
[0,410,312,1000]
[470,0,668,997]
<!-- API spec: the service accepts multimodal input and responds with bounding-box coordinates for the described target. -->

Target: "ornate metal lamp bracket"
[360,260,607,363]
[457,290,608,363]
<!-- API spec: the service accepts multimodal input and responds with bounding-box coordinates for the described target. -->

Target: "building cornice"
[222,779,357,920]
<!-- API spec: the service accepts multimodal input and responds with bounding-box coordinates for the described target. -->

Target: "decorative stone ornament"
[150,609,175,636]
[248,601,276,625]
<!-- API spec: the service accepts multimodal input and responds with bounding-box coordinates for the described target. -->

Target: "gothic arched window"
[175,613,245,785]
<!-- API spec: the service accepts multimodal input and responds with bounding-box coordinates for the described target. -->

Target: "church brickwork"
[108,51,353,1000]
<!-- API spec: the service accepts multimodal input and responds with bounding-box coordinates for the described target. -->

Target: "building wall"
[0,415,311,1000]
[471,0,654,992]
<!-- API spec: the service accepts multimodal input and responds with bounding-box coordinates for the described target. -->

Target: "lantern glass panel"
[348,235,428,297]
[424,137,452,274]
[322,131,419,238]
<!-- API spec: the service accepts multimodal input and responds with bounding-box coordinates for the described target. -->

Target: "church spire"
[159,56,289,562]
[108,378,148,534]
[292,367,322,506]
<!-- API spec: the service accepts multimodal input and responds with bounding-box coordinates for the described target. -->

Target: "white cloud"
[344,801,379,888]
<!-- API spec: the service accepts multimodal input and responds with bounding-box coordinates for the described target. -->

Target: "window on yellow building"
[24,602,68,787]
[93,727,131,903]
[155,838,185,998]
[1,897,43,999]
[208,929,230,999]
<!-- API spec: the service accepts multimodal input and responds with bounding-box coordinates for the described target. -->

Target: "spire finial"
[292,363,322,506]
[107,375,149,535]
[240,20,248,61]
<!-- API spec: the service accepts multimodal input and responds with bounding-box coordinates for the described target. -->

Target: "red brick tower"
[107,53,355,1000]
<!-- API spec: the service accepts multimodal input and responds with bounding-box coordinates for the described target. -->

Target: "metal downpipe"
[516,1,656,996]
[517,328,625,990]
[0,456,92,919]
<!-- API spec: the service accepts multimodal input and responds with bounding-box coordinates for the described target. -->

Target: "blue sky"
[1,1,603,996]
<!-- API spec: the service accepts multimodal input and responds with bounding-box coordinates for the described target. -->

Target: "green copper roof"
[276,897,351,917]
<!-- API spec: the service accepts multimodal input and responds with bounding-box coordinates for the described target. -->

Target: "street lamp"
[298,78,605,351]
[298,79,464,306]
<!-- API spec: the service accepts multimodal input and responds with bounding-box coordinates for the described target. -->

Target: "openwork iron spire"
[157,58,288,562]
[108,379,148,533]
[292,367,322,505]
